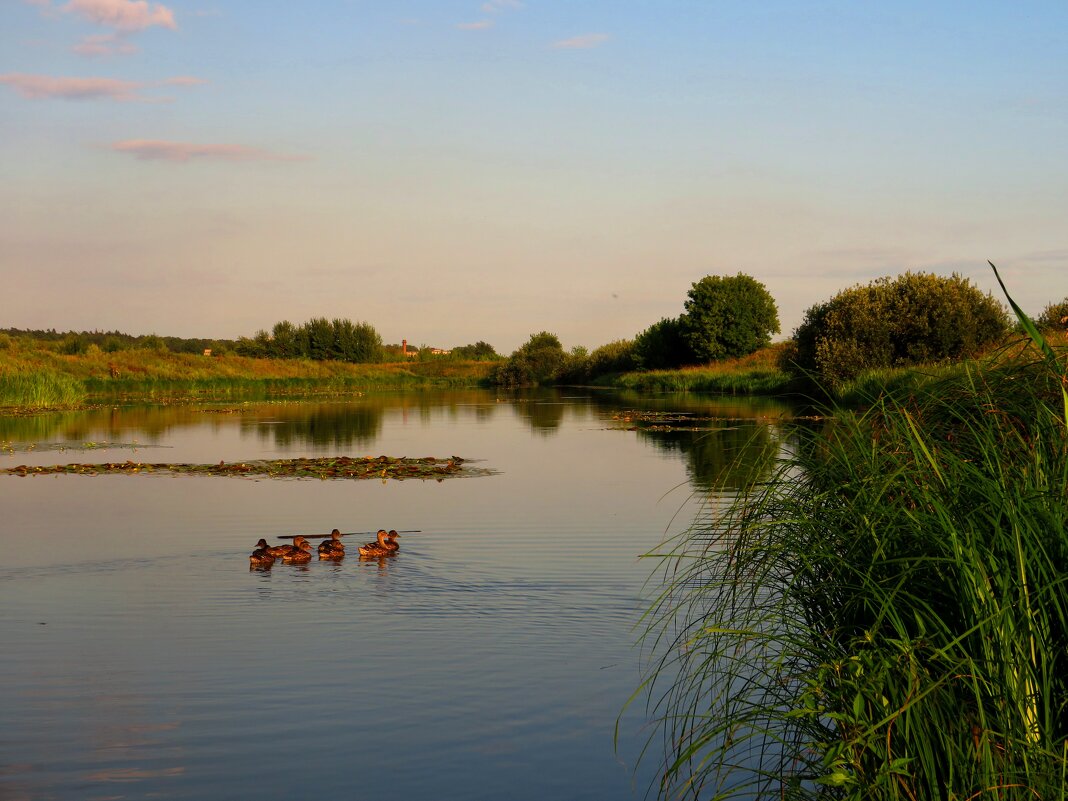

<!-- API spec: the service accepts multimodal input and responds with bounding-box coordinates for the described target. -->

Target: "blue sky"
[2,0,1066,351]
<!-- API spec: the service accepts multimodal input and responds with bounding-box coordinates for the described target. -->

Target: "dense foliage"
[237,318,383,363]
[491,331,571,387]
[448,341,499,360]
[681,273,780,361]
[785,271,1009,386]
[633,317,695,370]
[556,339,639,383]
[0,327,235,356]
[642,346,1068,799]
[1037,297,1068,332]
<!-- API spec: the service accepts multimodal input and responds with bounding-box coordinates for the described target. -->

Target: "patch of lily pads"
[1,440,164,454]
[1,455,490,481]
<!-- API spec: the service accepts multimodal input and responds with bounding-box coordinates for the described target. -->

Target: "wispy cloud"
[551,33,610,50]
[63,0,177,32]
[456,19,493,30]
[1,72,207,100]
[72,32,139,57]
[110,140,307,163]
[162,75,207,86]
[0,72,143,100]
[481,0,522,12]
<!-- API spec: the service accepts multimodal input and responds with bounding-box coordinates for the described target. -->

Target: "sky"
[2,0,1066,352]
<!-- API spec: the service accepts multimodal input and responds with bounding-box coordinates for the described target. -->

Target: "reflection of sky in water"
[0,390,789,800]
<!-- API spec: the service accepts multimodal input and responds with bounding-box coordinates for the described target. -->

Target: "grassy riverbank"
[597,343,796,394]
[641,330,1068,796]
[0,342,494,409]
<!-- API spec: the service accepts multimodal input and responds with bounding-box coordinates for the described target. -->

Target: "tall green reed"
[0,371,86,408]
[637,275,1068,799]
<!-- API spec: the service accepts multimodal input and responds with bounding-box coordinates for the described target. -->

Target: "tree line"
[236,319,500,364]
[0,327,237,356]
[491,271,1068,388]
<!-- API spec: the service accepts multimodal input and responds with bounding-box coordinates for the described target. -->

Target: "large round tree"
[681,273,780,361]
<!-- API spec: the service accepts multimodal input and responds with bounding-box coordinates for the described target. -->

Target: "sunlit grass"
[637,286,1068,798]
[607,343,795,394]
[0,340,494,408]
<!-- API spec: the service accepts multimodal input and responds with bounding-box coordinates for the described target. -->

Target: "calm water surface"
[0,389,789,800]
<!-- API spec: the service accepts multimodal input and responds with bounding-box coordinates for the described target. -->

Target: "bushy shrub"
[786,272,1009,386]
[681,273,780,361]
[491,331,568,387]
[1036,298,1068,332]
[634,317,696,369]
[586,339,637,376]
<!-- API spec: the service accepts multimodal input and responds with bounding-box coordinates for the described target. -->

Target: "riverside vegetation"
[5,268,1068,797]
[635,270,1068,799]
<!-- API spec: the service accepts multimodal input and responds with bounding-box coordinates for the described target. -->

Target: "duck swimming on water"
[266,536,308,559]
[384,530,400,552]
[281,538,314,564]
[358,529,392,557]
[318,529,345,559]
[249,538,275,567]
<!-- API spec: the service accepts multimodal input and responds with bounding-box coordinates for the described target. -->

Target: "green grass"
[0,371,87,408]
[636,342,1068,797]
[0,341,493,409]
[601,343,796,395]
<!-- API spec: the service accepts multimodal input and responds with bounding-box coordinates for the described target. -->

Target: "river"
[0,388,789,800]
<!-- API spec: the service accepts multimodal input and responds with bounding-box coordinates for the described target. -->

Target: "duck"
[318,529,345,559]
[267,536,308,559]
[384,530,400,552]
[358,529,392,557]
[249,538,275,566]
[281,538,314,564]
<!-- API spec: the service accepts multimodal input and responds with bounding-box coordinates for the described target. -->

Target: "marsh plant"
[638,279,1068,799]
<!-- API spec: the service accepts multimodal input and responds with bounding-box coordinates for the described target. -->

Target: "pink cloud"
[110,140,307,163]
[0,72,143,100]
[63,0,177,32]
[72,32,139,57]
[162,75,207,86]
[456,19,493,30]
[551,33,610,49]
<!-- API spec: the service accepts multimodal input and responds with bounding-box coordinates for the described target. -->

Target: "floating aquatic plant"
[1,455,490,481]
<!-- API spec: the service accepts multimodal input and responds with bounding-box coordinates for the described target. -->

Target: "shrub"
[1036,298,1068,332]
[633,317,695,369]
[491,331,568,387]
[681,273,780,361]
[786,271,1008,386]
[586,339,637,376]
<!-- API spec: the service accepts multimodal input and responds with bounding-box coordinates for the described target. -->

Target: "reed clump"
[639,345,1068,798]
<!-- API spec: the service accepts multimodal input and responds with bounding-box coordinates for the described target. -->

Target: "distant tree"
[451,341,499,361]
[304,317,334,361]
[633,317,696,369]
[272,321,298,358]
[681,273,780,362]
[492,331,568,387]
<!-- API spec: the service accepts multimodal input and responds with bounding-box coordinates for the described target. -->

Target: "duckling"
[318,529,345,559]
[358,529,392,557]
[384,530,400,552]
[281,539,313,564]
[249,538,275,566]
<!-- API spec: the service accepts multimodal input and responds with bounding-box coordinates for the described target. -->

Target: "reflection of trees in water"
[0,405,191,444]
[509,388,567,435]
[245,404,383,449]
[639,423,779,490]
